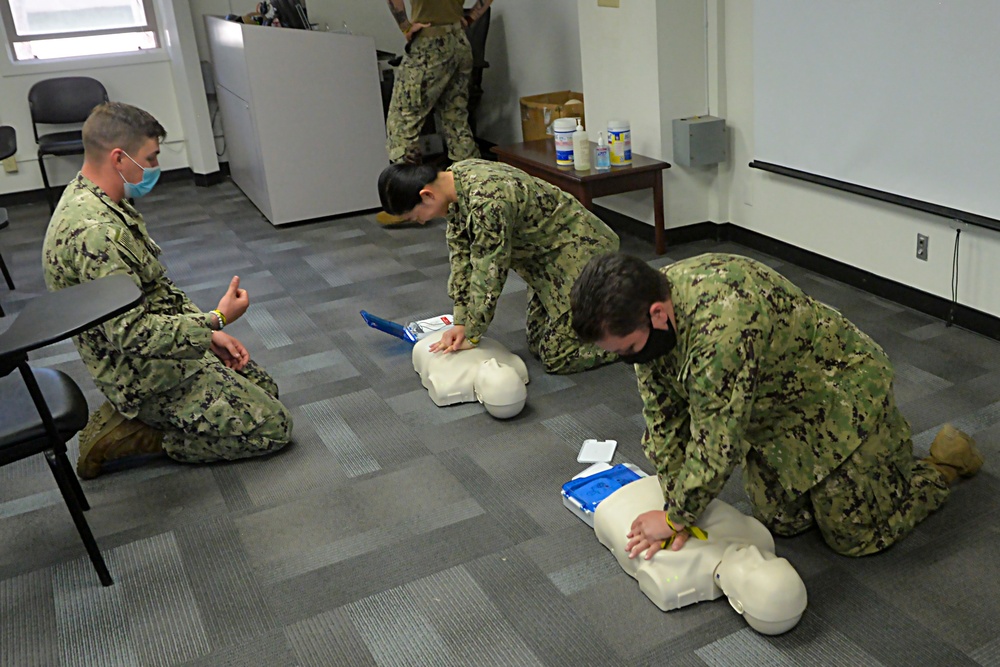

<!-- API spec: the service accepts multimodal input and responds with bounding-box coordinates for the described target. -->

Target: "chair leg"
[0,298,5,317]
[38,152,55,214]
[0,250,14,290]
[54,447,90,511]
[46,451,113,586]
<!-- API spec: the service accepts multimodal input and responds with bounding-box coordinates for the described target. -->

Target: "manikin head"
[714,544,808,635]
[474,358,527,419]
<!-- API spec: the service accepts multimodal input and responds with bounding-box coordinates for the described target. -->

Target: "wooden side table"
[491,139,671,254]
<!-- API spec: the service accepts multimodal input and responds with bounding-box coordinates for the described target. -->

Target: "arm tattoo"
[387,0,408,26]
[470,0,492,22]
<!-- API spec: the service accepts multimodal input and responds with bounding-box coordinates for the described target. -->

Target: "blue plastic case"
[561,464,642,514]
[360,310,409,342]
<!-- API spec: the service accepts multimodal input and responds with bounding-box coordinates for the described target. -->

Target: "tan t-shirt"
[411,0,463,25]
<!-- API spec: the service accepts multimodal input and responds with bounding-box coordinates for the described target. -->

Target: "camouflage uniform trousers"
[134,358,292,464]
[743,392,950,556]
[525,290,618,375]
[385,24,479,164]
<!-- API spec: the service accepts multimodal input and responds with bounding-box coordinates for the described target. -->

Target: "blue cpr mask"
[120,150,161,199]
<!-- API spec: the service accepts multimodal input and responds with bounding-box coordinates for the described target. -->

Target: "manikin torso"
[592,475,807,634]
[412,329,529,418]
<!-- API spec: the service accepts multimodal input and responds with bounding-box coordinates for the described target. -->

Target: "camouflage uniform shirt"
[446,159,620,339]
[640,253,900,527]
[42,173,216,418]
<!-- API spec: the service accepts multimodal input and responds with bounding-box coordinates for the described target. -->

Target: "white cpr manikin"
[412,329,529,418]
[593,475,808,635]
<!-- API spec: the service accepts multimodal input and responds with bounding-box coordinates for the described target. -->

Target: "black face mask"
[620,318,677,365]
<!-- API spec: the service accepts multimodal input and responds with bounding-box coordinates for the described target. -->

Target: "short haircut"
[571,253,672,343]
[82,102,166,157]
[377,162,441,215]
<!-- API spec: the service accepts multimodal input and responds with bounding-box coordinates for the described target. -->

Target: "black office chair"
[0,274,143,586]
[0,125,17,318]
[28,77,109,213]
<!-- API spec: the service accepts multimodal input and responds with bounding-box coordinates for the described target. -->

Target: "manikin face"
[714,543,808,635]
[715,544,771,610]
[474,358,526,419]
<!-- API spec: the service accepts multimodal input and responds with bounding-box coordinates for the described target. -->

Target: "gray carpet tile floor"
[1,178,998,667]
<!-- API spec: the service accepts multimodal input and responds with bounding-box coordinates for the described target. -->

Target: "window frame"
[0,0,161,62]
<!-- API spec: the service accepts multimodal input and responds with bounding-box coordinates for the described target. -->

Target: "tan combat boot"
[923,423,983,484]
[76,401,165,479]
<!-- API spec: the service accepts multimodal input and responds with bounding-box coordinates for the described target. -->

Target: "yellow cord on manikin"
[661,513,708,549]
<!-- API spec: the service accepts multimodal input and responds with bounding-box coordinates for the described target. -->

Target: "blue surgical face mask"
[119,150,161,199]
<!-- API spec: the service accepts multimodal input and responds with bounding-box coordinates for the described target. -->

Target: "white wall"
[0,0,216,196]
[578,0,714,228]
[190,0,582,147]
[717,0,1000,319]
[474,0,583,146]
[0,55,185,196]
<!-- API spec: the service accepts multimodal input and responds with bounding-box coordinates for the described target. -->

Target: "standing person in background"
[377,0,493,225]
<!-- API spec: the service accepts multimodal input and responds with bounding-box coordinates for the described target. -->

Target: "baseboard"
[192,169,224,187]
[595,209,1000,342]
[0,166,229,207]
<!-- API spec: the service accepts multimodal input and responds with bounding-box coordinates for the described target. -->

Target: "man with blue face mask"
[571,252,982,559]
[42,102,292,478]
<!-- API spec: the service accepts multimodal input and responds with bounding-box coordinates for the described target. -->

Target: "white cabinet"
[206,17,388,225]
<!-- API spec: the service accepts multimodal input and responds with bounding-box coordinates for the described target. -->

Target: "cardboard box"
[520,90,585,142]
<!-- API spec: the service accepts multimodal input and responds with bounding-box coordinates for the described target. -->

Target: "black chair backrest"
[28,77,109,141]
[0,126,14,162]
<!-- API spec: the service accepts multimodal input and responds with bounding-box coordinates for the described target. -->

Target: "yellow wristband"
[467,336,480,346]
[211,309,227,330]
[663,513,709,548]
[400,20,412,33]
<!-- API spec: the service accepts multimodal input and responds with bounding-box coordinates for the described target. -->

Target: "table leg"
[653,172,665,254]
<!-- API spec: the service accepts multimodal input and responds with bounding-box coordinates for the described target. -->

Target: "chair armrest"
[0,274,143,360]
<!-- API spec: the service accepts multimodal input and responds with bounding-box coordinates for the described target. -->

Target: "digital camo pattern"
[385,24,479,164]
[136,359,291,463]
[636,253,949,555]
[42,173,291,461]
[447,160,619,374]
[525,291,617,375]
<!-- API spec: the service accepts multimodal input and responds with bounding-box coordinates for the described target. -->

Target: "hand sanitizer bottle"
[595,131,611,171]
[572,118,591,171]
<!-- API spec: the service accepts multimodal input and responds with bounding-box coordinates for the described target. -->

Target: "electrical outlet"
[1,155,16,173]
[916,234,929,261]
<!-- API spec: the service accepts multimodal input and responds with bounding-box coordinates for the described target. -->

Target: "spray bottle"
[572,118,591,171]
[594,131,611,171]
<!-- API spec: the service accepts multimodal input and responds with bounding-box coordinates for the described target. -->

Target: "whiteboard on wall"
[753,0,1000,224]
